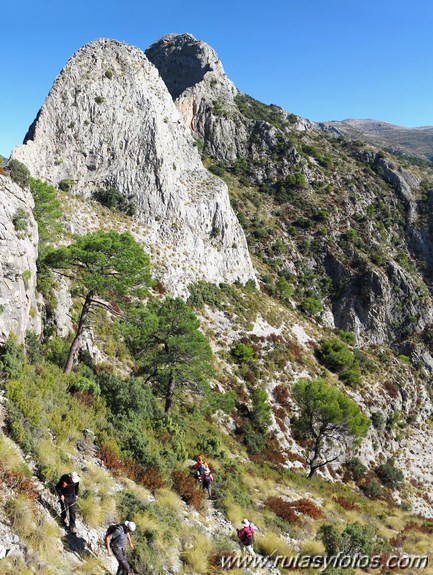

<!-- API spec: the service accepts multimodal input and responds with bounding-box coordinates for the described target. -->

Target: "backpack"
[238,526,253,546]
[105,524,121,540]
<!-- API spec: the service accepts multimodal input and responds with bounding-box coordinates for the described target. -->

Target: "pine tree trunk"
[64,290,94,374]
[164,374,175,413]
[307,435,322,478]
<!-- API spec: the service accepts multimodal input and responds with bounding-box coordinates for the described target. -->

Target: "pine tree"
[45,230,152,373]
[124,297,213,413]
[292,379,370,478]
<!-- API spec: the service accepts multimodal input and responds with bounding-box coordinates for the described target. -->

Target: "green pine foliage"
[123,297,214,413]
[319,337,362,387]
[7,159,30,188]
[292,379,370,477]
[45,230,153,372]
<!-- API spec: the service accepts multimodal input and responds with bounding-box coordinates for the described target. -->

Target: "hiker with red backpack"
[237,519,256,556]
[198,463,213,498]
[105,520,136,575]
[193,455,214,498]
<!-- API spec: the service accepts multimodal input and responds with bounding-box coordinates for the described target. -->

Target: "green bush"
[371,411,385,429]
[299,297,323,317]
[376,463,404,488]
[12,208,29,233]
[0,335,25,380]
[208,164,226,177]
[319,522,386,556]
[363,480,382,499]
[7,159,30,188]
[93,187,136,215]
[5,362,106,451]
[251,387,271,432]
[232,342,254,364]
[58,179,77,192]
[319,337,361,387]
[346,457,367,481]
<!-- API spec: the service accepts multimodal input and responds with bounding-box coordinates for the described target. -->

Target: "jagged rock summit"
[147,33,312,167]
[12,38,255,294]
[146,33,247,162]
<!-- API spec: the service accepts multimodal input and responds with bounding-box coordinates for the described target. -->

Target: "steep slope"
[0,175,40,341]
[148,34,433,347]
[320,118,433,162]
[11,38,255,295]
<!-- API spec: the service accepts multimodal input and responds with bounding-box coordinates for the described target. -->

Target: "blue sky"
[2,0,433,157]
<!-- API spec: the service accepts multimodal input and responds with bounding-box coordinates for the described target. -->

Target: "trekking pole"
[53,500,76,520]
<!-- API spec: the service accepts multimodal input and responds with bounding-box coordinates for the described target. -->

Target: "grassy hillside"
[2,99,433,573]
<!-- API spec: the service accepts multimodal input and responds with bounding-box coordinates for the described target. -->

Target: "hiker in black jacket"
[55,471,81,533]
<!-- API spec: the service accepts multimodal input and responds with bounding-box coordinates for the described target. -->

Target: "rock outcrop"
[11,38,256,295]
[146,33,312,165]
[0,175,40,342]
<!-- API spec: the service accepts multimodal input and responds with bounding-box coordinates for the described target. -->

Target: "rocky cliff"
[0,175,40,342]
[11,38,255,295]
[146,33,312,167]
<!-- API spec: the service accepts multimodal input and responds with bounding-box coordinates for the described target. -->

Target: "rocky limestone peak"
[146,33,248,162]
[146,33,237,101]
[11,38,256,294]
[147,34,312,164]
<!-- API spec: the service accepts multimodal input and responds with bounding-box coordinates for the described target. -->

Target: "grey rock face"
[0,175,41,342]
[12,38,255,294]
[147,33,313,172]
[146,33,249,162]
[324,252,433,345]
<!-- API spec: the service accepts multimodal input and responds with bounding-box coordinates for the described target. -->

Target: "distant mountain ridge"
[320,118,433,162]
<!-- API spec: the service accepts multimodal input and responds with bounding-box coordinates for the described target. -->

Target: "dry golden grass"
[224,501,245,527]
[0,433,25,471]
[242,473,275,500]
[74,555,107,575]
[134,511,161,537]
[77,495,106,527]
[254,531,294,557]
[5,493,62,564]
[6,493,36,535]
[181,530,212,574]
[299,539,326,556]
[28,515,61,559]
[155,487,184,513]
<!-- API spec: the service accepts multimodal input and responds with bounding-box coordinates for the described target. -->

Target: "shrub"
[371,411,385,429]
[376,463,404,488]
[346,457,367,481]
[0,335,25,380]
[58,179,77,192]
[251,387,271,431]
[171,469,204,510]
[232,341,254,363]
[290,498,322,518]
[7,159,30,188]
[208,164,226,177]
[299,297,323,317]
[12,208,29,233]
[363,480,382,498]
[93,187,136,215]
[319,337,361,387]
[265,496,299,524]
[319,522,386,556]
